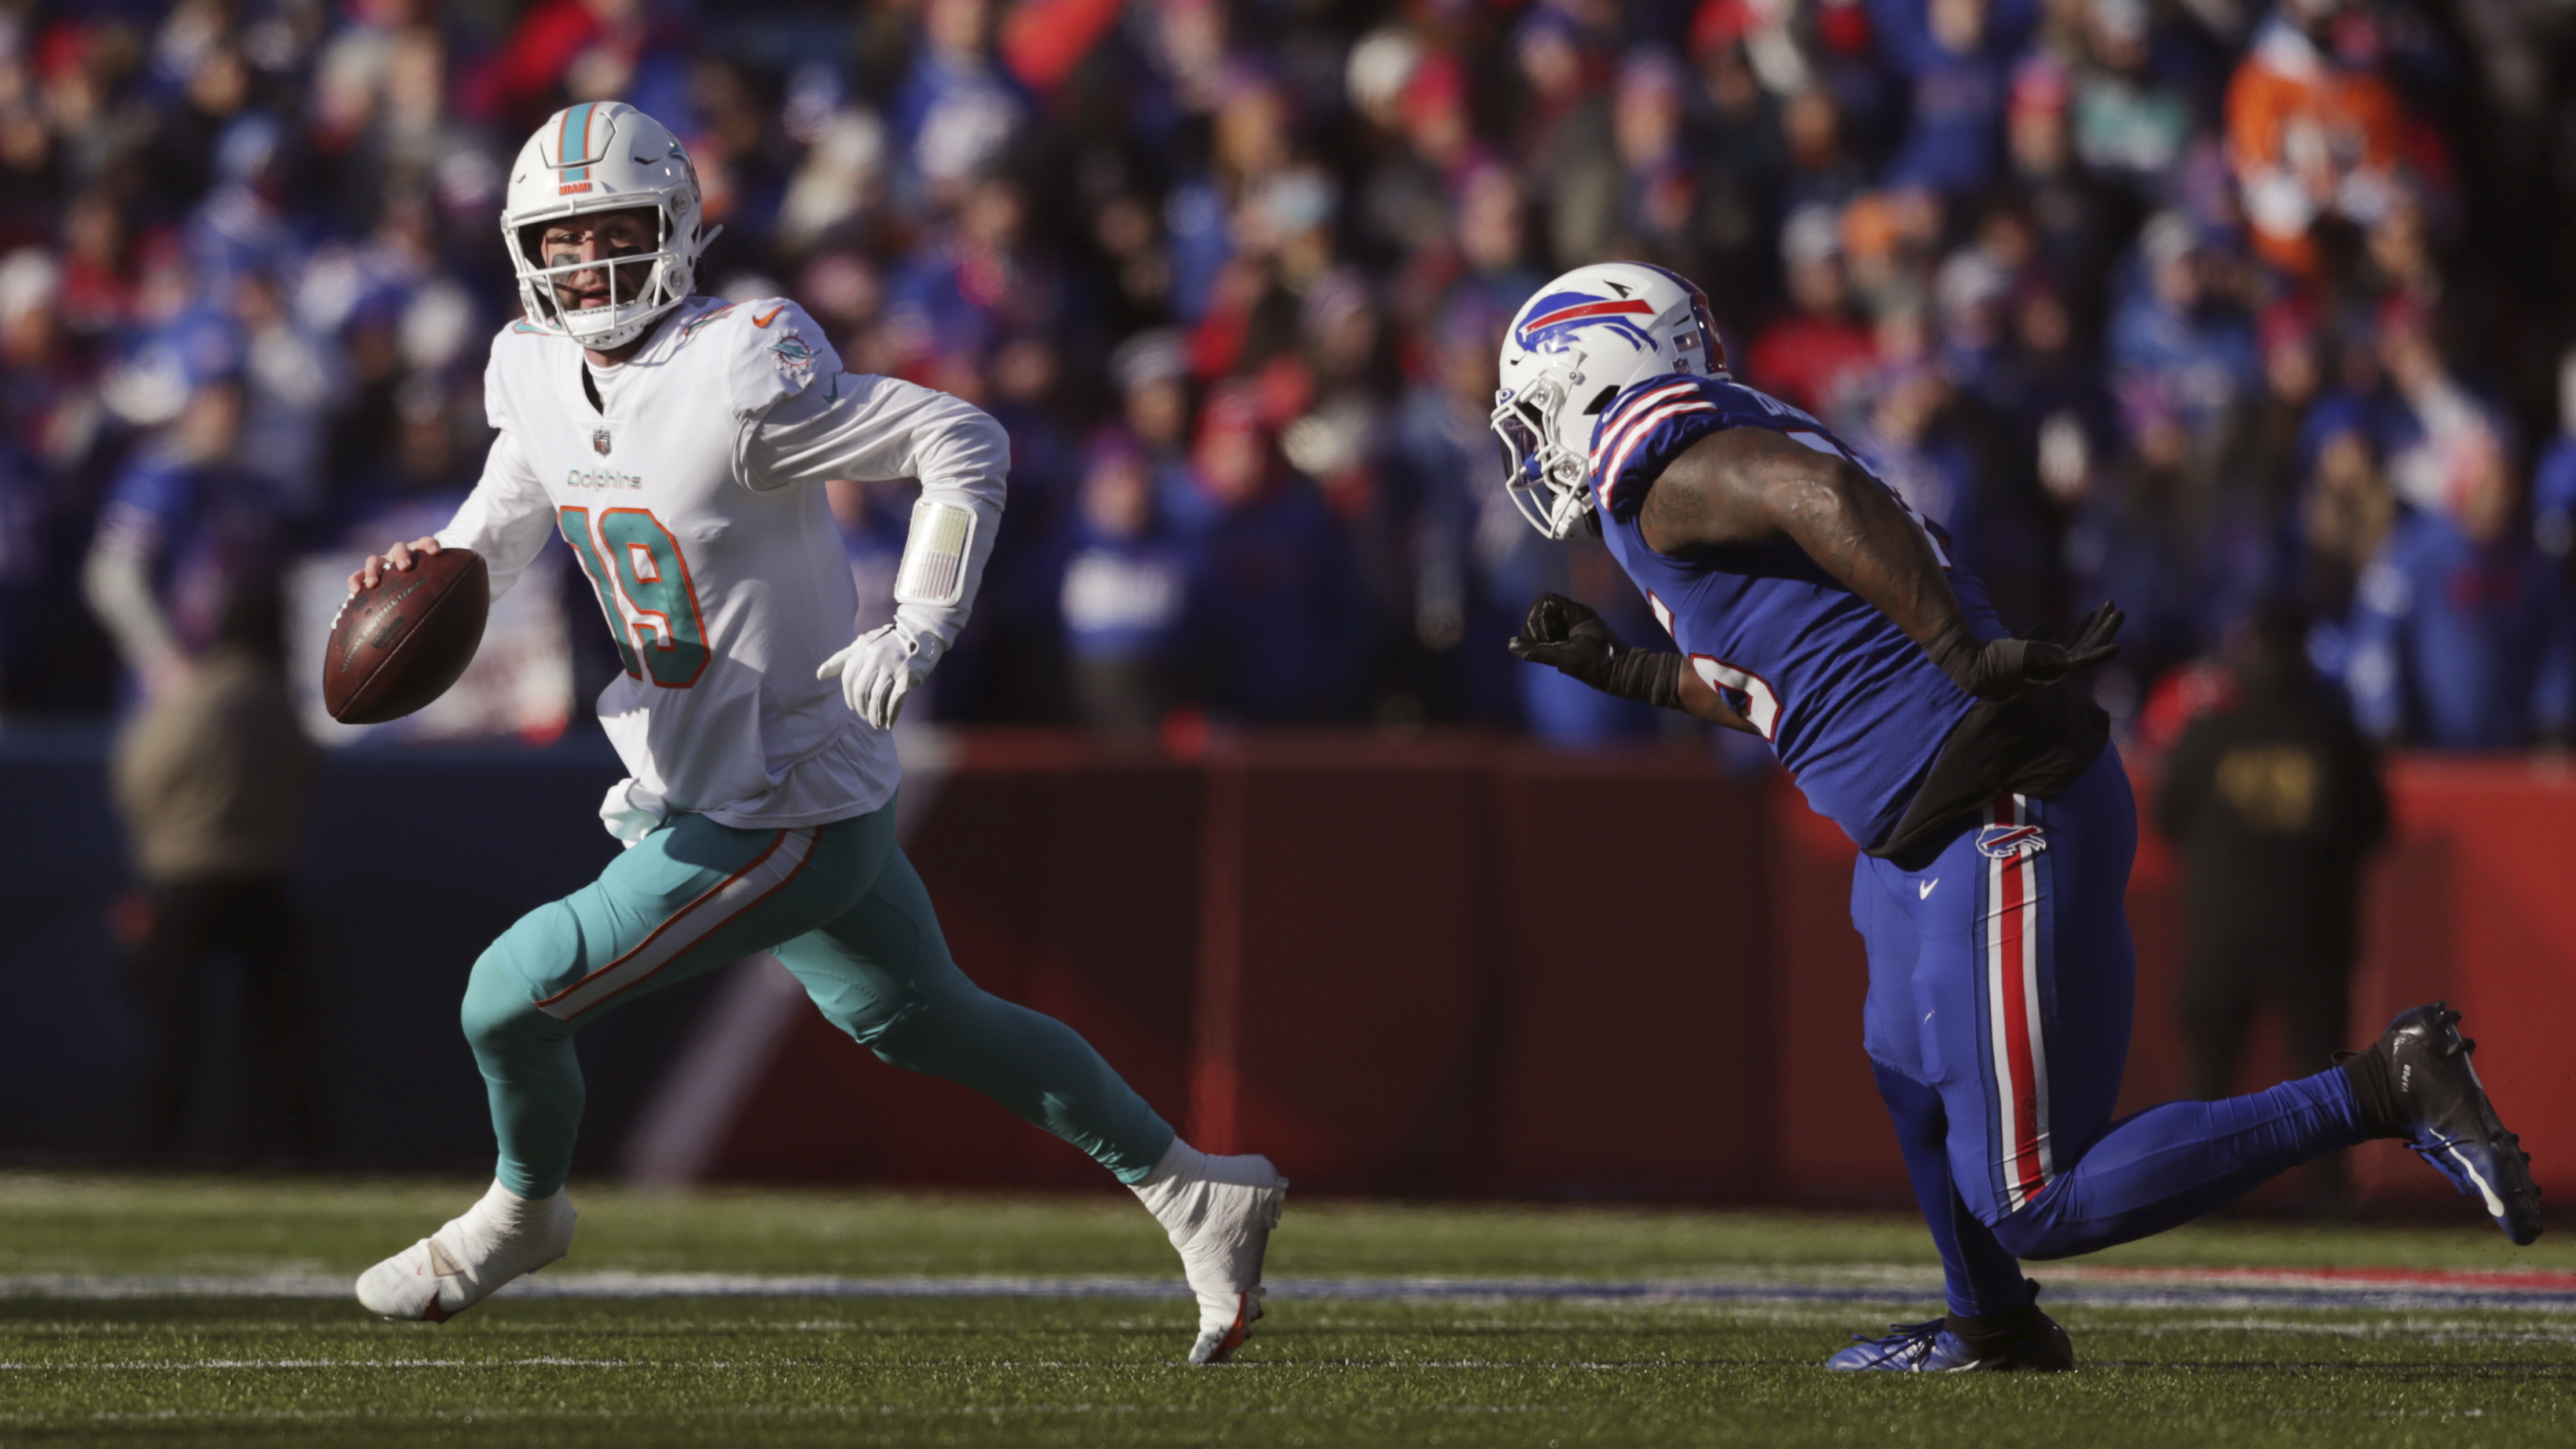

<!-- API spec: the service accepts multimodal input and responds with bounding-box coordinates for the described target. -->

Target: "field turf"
[3,1173,2571,1447]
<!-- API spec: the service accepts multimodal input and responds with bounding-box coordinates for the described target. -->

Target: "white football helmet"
[1491,262,1725,538]
[501,102,718,350]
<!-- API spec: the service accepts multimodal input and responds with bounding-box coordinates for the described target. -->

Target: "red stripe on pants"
[1995,796,2045,1205]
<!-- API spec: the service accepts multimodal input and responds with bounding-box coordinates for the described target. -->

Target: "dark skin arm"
[1638,426,1967,648]
[1636,426,2118,697]
[1510,426,2117,717]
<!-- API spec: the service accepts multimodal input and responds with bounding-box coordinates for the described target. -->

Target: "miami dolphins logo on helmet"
[1513,287,1662,356]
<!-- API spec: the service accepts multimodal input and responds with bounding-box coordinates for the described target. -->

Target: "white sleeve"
[434,430,557,604]
[741,374,1008,657]
[740,371,1008,506]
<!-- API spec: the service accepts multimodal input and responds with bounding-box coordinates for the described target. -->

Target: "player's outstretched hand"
[1506,593,1682,708]
[818,623,923,729]
[349,536,443,595]
[1925,602,2124,699]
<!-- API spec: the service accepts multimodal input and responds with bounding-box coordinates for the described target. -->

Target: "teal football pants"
[459,798,1175,1198]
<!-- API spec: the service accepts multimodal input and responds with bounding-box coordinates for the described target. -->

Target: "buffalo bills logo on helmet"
[1975,822,2047,860]
[1516,290,1661,355]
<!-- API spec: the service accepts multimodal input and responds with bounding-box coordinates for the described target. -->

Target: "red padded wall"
[1187,737,1491,1191]
[1484,751,1773,1197]
[655,737,2576,1206]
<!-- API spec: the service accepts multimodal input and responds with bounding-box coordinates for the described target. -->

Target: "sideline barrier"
[629,734,2576,1206]
[3,727,2565,1205]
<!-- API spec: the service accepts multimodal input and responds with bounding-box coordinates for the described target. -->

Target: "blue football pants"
[1854,747,2368,1316]
[459,799,1175,1198]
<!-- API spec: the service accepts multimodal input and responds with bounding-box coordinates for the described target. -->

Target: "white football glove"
[818,622,931,729]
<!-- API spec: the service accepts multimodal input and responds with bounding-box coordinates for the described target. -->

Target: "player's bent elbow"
[942,407,1012,492]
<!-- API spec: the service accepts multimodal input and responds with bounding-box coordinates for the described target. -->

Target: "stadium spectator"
[1391,292,1524,725]
[110,580,325,1162]
[1061,430,1187,734]
[1746,204,1877,418]
[2224,0,2406,276]
[1777,82,1865,218]
[2109,212,2258,442]
[2347,446,2575,748]
[2068,0,2194,190]
[2298,423,2396,629]
[2533,347,2576,570]
[0,436,37,708]
[1606,49,1711,271]
[0,247,93,470]
[83,369,287,704]
[2375,300,2513,526]
[1868,0,2034,203]
[1685,21,1787,324]
[2156,601,2388,1202]
[2000,54,2120,336]
[1173,382,1368,723]
[0,0,2558,754]
[1513,9,1620,273]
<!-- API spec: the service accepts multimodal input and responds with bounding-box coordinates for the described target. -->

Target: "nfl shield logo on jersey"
[1975,821,2047,859]
[592,427,613,456]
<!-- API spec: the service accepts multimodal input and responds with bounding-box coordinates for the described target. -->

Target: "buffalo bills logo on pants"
[1976,822,2046,859]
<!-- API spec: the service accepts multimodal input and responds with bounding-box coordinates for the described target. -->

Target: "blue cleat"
[2354,1004,2543,1246]
[1825,1281,2073,1372]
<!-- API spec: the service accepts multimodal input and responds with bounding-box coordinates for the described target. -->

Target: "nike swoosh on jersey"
[752,306,787,327]
[1919,878,1938,899]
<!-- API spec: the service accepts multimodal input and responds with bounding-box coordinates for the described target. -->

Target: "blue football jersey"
[1587,372,2000,847]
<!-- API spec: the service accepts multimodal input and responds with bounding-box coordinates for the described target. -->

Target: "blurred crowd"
[5,0,2575,750]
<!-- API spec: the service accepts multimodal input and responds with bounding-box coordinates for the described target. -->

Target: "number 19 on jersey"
[559,506,710,687]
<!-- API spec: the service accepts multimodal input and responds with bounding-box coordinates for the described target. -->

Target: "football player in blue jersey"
[1491,262,2541,1372]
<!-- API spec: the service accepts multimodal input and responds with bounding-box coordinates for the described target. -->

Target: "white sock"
[1132,1138,1210,1230]
[1136,1137,1208,1191]
[464,1180,555,1235]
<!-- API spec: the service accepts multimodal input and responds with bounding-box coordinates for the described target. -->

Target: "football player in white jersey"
[346,102,1284,1364]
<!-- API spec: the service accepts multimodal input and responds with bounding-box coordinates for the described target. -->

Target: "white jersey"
[437,294,1007,831]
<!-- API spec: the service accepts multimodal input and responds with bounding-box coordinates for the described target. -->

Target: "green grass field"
[3,1173,2571,1447]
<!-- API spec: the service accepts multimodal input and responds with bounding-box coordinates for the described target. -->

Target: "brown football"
[324,547,490,724]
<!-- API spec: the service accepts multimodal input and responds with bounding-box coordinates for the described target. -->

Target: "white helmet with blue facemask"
[1491,262,1725,539]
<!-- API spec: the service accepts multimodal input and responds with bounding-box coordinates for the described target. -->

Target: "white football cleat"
[1133,1142,1287,1364]
[354,1180,576,1322]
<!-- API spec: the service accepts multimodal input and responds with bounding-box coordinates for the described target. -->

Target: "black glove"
[1923,601,2124,700]
[1506,593,1684,709]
